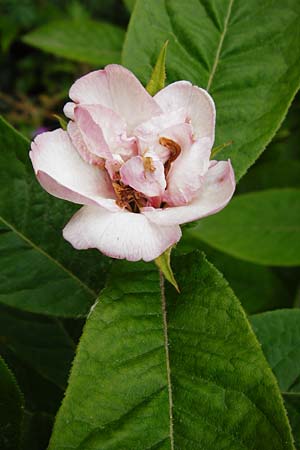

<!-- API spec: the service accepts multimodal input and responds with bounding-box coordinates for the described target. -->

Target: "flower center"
[112,179,148,213]
[111,137,181,213]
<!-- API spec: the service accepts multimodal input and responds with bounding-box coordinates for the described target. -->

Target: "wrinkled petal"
[67,121,108,167]
[73,106,112,159]
[30,129,118,211]
[154,81,215,141]
[134,108,186,139]
[76,104,136,157]
[138,122,193,165]
[63,205,182,262]
[163,137,212,206]
[142,160,235,226]
[120,156,166,197]
[105,154,123,180]
[68,65,162,131]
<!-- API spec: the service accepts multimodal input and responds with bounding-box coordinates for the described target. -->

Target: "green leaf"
[0,356,24,450]
[237,160,300,194]
[155,246,179,292]
[0,116,110,316]
[146,40,168,96]
[251,309,300,393]
[177,240,290,314]
[251,310,300,449]
[0,305,75,391]
[283,394,300,450]
[49,252,293,450]
[123,0,300,181]
[123,0,136,13]
[187,189,300,266]
[21,411,53,450]
[23,18,125,65]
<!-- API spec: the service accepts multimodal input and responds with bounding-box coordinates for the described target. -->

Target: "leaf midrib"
[0,215,96,298]
[206,0,234,91]
[159,271,174,450]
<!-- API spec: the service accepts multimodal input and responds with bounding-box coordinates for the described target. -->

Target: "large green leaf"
[237,160,300,194]
[251,310,300,449]
[0,356,24,450]
[123,0,300,181]
[0,305,74,391]
[23,19,125,65]
[0,116,111,316]
[186,189,300,266]
[177,240,289,314]
[49,252,293,450]
[284,394,300,450]
[251,309,300,393]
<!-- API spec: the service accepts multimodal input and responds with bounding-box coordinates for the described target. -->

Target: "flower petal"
[142,160,235,226]
[120,155,166,197]
[73,106,112,159]
[76,104,136,158]
[68,65,162,131]
[30,129,118,211]
[163,136,212,206]
[63,205,182,262]
[154,81,215,141]
[63,102,75,120]
[67,121,107,166]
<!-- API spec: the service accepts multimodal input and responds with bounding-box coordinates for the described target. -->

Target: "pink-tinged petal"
[163,137,212,206]
[105,154,123,180]
[67,121,107,166]
[154,81,215,141]
[74,106,112,160]
[30,129,118,211]
[137,122,193,165]
[142,160,235,226]
[120,156,166,197]
[63,205,182,262]
[69,65,162,131]
[63,102,75,119]
[134,108,186,139]
[76,104,136,159]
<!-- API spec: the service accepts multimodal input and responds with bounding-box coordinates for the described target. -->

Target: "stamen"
[112,180,148,213]
[143,156,156,172]
[159,137,181,176]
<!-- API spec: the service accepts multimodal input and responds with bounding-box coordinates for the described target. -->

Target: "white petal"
[63,102,75,119]
[63,206,182,262]
[154,81,215,141]
[68,65,162,131]
[142,160,235,226]
[30,129,118,211]
[164,137,212,206]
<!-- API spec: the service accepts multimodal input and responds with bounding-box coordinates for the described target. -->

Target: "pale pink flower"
[30,65,235,262]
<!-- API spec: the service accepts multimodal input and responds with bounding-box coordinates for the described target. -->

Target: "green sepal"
[52,114,67,130]
[154,246,179,291]
[146,40,168,96]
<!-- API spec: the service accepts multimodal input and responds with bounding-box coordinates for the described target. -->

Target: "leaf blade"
[186,189,300,266]
[49,253,294,449]
[23,19,125,65]
[123,0,300,181]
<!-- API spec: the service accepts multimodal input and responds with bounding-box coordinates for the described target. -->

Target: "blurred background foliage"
[0,1,299,448]
[0,0,129,137]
